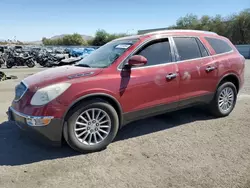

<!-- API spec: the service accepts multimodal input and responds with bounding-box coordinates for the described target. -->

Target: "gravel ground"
[0,61,250,188]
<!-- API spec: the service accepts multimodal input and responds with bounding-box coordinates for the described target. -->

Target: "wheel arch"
[62,93,123,128]
[216,73,240,93]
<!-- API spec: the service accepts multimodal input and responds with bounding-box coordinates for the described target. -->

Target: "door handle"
[206,66,216,72]
[166,73,177,80]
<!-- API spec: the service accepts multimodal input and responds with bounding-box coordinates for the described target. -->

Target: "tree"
[175,14,200,29]
[42,33,88,46]
[91,29,109,46]
[63,33,87,46]
[86,38,94,46]
[107,33,127,41]
[91,29,128,46]
[167,9,250,44]
[231,9,250,44]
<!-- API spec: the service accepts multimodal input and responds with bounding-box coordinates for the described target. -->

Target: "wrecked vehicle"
[0,71,17,81]
[0,71,6,81]
[8,30,245,153]
[0,53,5,68]
[5,49,35,68]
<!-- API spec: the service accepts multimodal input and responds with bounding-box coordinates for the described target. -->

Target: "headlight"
[30,83,71,106]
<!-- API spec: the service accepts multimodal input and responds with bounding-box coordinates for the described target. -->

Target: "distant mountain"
[24,40,43,45]
[23,34,94,45]
[50,34,93,41]
[0,39,5,42]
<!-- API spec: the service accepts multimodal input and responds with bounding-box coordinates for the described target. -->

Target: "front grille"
[14,82,28,101]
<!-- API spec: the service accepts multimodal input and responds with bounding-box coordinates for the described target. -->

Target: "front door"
[118,38,180,123]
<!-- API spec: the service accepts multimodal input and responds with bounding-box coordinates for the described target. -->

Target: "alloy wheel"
[74,108,111,145]
[218,87,235,113]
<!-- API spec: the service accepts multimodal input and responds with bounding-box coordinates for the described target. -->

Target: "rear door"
[172,36,218,107]
[118,37,180,122]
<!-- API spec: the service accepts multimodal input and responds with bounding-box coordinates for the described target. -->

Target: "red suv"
[8,30,245,153]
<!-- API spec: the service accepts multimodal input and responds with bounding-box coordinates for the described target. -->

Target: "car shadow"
[0,107,214,166]
[0,121,80,166]
[114,107,214,142]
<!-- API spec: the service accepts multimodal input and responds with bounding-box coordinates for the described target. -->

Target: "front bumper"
[8,107,63,146]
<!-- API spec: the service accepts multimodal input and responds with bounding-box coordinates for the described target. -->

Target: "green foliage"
[91,29,109,46]
[90,29,128,46]
[42,30,129,46]
[230,9,250,44]
[42,33,88,46]
[0,41,24,45]
[167,9,250,44]
[0,42,8,45]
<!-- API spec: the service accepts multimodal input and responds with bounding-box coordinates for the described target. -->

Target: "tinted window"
[173,37,201,61]
[196,38,209,57]
[136,40,172,66]
[205,37,233,54]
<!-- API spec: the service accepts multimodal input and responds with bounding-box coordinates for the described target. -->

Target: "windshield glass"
[75,38,138,68]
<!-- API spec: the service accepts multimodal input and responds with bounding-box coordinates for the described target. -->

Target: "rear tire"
[6,63,12,69]
[26,59,35,68]
[0,59,4,68]
[45,61,53,67]
[208,82,237,117]
[63,99,119,153]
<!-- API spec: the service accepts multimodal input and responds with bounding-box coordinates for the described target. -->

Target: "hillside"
[27,34,94,45]
[50,34,93,41]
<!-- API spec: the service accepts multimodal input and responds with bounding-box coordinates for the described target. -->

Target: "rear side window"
[205,37,233,54]
[136,39,172,66]
[173,37,202,61]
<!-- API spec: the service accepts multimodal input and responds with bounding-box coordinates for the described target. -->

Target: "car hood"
[22,65,103,89]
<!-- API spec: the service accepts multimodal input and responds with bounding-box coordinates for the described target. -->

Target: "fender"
[62,92,123,126]
[216,72,240,90]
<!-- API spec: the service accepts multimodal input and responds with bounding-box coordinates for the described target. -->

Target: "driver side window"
[135,39,172,67]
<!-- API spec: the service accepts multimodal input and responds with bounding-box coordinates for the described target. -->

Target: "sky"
[0,0,249,41]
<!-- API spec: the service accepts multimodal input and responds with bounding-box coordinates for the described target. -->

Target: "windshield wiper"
[75,64,91,68]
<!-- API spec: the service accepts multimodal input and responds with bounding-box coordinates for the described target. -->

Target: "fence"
[235,45,250,59]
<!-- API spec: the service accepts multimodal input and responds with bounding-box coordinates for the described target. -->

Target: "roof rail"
[144,29,218,36]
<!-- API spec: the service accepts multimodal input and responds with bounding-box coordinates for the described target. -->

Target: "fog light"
[26,117,52,126]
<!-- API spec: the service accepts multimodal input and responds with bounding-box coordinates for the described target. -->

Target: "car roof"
[115,29,219,41]
[143,29,218,36]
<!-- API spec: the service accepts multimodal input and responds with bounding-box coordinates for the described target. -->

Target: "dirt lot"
[0,61,250,188]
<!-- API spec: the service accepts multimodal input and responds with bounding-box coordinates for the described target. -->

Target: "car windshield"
[75,38,138,68]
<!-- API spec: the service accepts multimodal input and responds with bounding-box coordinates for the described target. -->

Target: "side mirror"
[126,55,147,67]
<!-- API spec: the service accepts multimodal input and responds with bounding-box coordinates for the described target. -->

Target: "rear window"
[205,37,233,54]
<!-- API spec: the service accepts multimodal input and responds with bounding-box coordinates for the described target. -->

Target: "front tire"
[64,99,119,153]
[209,82,237,117]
